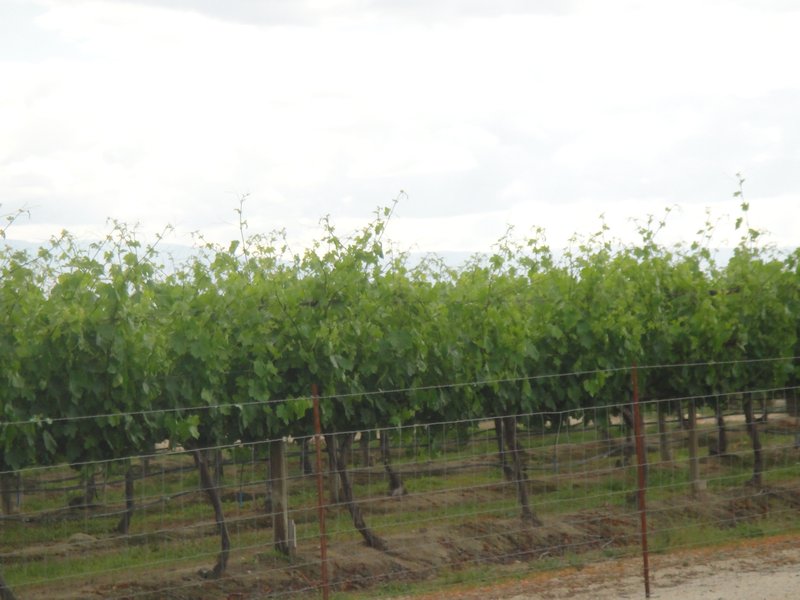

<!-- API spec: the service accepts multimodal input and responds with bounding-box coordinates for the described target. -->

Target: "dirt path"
[391,534,800,600]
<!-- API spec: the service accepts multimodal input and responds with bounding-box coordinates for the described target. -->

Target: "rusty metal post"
[312,384,330,600]
[632,365,651,598]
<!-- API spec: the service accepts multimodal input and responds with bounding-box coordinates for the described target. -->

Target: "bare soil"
[13,483,800,599]
[390,534,800,600]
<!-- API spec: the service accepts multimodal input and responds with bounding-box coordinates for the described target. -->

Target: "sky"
[1,0,799,257]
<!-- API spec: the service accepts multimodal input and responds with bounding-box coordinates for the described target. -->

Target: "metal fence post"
[312,384,330,600]
[632,364,651,598]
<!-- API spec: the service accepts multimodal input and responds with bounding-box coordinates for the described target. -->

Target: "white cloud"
[1,0,798,253]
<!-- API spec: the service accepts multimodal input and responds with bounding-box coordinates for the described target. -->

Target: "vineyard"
[1,193,800,598]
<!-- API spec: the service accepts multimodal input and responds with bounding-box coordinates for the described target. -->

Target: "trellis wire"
[2,356,798,429]
[0,371,799,598]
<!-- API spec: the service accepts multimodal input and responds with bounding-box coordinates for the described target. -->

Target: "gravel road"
[392,535,800,600]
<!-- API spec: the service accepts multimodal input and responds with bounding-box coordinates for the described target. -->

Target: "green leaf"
[43,430,57,455]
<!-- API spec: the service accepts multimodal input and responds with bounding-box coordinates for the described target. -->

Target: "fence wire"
[1,383,799,599]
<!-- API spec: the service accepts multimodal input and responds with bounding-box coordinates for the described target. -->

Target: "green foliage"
[2,185,799,473]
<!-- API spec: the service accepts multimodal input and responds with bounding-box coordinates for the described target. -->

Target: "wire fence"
[2,374,800,599]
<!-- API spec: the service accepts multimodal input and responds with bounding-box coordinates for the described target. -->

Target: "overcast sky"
[2,0,799,255]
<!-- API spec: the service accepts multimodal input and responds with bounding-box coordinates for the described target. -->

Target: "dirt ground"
[16,487,799,599]
[8,435,800,599]
[390,534,800,600]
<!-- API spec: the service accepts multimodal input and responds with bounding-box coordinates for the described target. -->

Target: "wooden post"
[656,400,672,463]
[687,399,701,496]
[115,463,135,534]
[269,438,292,557]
